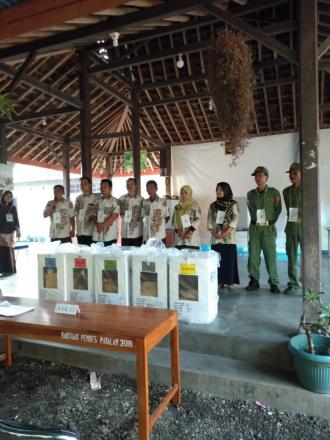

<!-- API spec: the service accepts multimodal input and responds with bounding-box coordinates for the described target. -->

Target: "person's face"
[147,184,157,199]
[80,179,91,193]
[3,192,13,204]
[54,187,64,199]
[101,182,111,198]
[216,186,224,198]
[254,173,268,187]
[289,170,301,186]
[126,180,136,195]
[180,189,188,202]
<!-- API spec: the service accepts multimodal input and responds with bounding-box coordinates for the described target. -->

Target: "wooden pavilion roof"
[0,0,330,175]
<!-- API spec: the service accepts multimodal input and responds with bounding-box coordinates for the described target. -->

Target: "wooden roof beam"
[318,36,330,60]
[7,50,37,93]
[0,62,83,109]
[3,106,78,123]
[203,2,297,65]
[141,91,209,107]
[90,77,132,106]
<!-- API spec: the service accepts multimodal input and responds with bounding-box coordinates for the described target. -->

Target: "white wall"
[171,130,330,251]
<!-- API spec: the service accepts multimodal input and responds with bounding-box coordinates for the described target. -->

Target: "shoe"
[270,284,280,293]
[228,284,235,291]
[284,286,297,295]
[218,284,225,289]
[246,278,260,291]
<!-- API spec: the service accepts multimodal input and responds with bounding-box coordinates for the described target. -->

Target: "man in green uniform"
[282,162,301,295]
[246,166,282,293]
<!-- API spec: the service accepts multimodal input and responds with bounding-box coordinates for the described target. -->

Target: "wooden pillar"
[63,138,70,198]
[0,123,7,164]
[131,87,141,194]
[79,49,92,181]
[160,149,171,197]
[299,0,321,292]
[106,155,112,179]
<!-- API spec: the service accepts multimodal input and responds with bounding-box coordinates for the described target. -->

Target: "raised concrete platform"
[1,248,330,418]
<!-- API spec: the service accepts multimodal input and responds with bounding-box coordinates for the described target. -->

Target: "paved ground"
[0,358,329,440]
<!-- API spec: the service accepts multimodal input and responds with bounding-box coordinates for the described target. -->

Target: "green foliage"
[301,288,330,354]
[208,30,255,160]
[0,93,18,119]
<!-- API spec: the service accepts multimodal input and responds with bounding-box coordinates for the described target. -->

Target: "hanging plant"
[0,93,18,119]
[208,30,255,160]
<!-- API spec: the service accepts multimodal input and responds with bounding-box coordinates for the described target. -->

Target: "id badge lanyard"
[256,188,267,225]
[289,188,301,223]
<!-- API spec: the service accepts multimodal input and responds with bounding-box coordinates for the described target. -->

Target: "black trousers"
[211,243,240,285]
[121,236,143,247]
[51,237,71,244]
[175,245,199,250]
[77,235,93,246]
[93,239,117,247]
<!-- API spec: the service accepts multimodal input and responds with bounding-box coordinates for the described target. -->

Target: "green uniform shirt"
[283,185,302,235]
[247,186,282,224]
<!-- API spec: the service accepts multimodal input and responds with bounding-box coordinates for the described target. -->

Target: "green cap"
[251,166,269,176]
[286,162,300,173]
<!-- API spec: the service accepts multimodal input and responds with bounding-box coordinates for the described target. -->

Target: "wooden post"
[63,138,70,198]
[79,49,92,181]
[299,0,321,292]
[160,149,171,197]
[0,123,7,164]
[106,155,112,179]
[131,87,141,194]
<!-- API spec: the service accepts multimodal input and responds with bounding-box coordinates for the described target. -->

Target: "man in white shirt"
[91,179,119,246]
[143,180,169,244]
[75,176,97,246]
[43,185,75,243]
[119,178,144,246]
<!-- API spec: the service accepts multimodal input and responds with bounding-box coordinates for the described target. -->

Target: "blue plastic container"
[288,334,330,393]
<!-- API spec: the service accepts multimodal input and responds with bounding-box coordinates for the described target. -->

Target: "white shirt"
[143,196,169,241]
[44,198,74,239]
[75,192,97,237]
[92,196,120,242]
[119,194,144,239]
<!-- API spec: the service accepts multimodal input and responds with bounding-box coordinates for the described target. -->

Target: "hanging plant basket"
[208,30,255,159]
[0,93,18,119]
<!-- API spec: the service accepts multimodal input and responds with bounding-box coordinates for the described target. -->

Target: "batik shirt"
[207,200,239,245]
[75,192,97,237]
[119,194,144,239]
[172,201,201,247]
[143,196,169,241]
[44,198,74,239]
[92,196,120,242]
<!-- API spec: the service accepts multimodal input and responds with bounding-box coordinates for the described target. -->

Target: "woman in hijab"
[207,182,240,290]
[172,185,201,249]
[0,190,20,277]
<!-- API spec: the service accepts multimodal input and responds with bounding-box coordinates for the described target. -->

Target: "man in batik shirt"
[75,176,97,246]
[119,178,144,246]
[143,180,169,244]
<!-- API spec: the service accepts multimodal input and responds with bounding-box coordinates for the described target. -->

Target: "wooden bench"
[0,297,181,440]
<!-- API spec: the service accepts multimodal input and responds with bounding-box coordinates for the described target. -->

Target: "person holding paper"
[207,182,240,290]
[43,185,75,243]
[246,166,282,293]
[143,180,170,244]
[119,178,144,247]
[282,163,301,295]
[74,176,97,246]
[172,185,201,249]
[91,179,119,246]
[0,190,20,277]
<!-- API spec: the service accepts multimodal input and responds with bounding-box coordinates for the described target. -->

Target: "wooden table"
[0,297,181,440]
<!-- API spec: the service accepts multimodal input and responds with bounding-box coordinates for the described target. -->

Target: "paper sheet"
[0,301,34,317]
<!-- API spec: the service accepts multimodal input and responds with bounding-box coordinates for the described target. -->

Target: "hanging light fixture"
[176,53,184,69]
[208,98,213,111]
[110,32,120,47]
[41,117,47,126]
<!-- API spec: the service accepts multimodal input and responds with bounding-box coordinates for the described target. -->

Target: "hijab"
[173,185,195,229]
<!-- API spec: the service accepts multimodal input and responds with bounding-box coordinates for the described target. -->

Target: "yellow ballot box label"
[180,263,196,275]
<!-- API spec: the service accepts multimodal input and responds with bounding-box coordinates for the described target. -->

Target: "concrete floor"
[1,245,330,345]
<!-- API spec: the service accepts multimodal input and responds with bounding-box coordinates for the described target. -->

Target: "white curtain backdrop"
[171,130,330,250]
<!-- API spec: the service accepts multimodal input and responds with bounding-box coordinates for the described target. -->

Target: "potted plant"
[288,289,330,393]
[0,93,17,118]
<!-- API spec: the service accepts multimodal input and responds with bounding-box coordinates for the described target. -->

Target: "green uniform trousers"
[285,232,301,288]
[248,224,279,284]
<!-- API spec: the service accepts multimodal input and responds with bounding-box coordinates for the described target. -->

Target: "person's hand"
[70,230,75,237]
[16,232,21,240]
[97,223,103,233]
[184,230,193,240]
[178,230,185,239]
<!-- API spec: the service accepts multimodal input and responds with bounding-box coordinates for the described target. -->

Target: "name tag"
[6,213,13,222]
[181,214,191,229]
[288,207,299,223]
[78,208,85,221]
[55,303,80,315]
[257,209,266,225]
[53,212,61,224]
[124,210,132,223]
[216,210,225,225]
[97,210,105,223]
